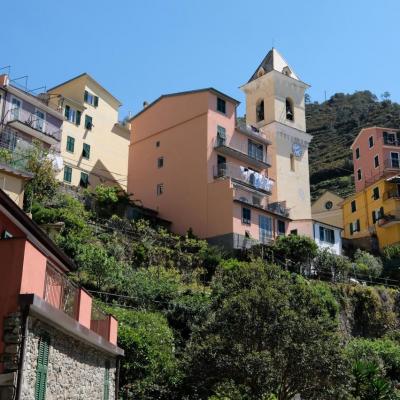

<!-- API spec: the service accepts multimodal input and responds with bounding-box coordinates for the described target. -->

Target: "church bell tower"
[241,48,313,236]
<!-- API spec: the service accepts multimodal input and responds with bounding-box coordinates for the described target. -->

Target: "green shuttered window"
[104,360,110,400]
[82,143,91,159]
[66,136,75,153]
[35,334,50,400]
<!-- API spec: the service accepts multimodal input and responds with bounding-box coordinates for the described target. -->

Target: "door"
[259,215,273,243]
[11,98,21,120]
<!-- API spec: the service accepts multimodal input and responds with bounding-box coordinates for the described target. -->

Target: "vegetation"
[27,154,400,398]
[306,91,400,200]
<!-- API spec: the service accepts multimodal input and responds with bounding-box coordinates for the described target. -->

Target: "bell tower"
[241,48,313,236]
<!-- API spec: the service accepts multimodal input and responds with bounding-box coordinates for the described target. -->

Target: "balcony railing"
[90,305,111,341]
[383,191,400,200]
[214,137,271,168]
[234,194,290,218]
[43,263,79,319]
[235,123,272,145]
[384,158,400,170]
[377,211,400,227]
[6,107,61,142]
[214,162,274,194]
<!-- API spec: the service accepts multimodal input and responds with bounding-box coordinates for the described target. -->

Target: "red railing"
[43,262,79,319]
[90,305,110,341]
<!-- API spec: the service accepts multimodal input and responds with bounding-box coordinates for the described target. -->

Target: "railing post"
[77,289,92,329]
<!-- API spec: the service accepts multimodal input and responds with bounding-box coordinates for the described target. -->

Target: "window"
[372,207,384,224]
[66,136,75,153]
[11,97,21,120]
[256,99,265,122]
[242,207,251,225]
[277,220,286,235]
[350,219,360,235]
[290,229,298,235]
[286,98,294,121]
[217,97,226,114]
[157,157,164,168]
[84,90,99,107]
[64,105,81,125]
[357,169,362,181]
[82,143,90,159]
[325,201,333,210]
[290,154,295,171]
[63,166,72,183]
[157,183,164,196]
[80,172,89,188]
[85,115,93,130]
[319,226,335,244]
[34,334,50,400]
[259,215,273,242]
[104,361,110,400]
[217,155,226,176]
[372,186,380,200]
[390,152,399,168]
[351,200,356,213]
[156,141,160,147]
[374,155,380,168]
[355,147,360,159]
[368,136,374,148]
[216,125,226,146]
[35,109,45,132]
[383,131,399,145]
[248,140,263,161]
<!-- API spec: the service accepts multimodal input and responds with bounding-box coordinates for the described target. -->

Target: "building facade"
[127,49,312,249]
[46,73,130,191]
[0,74,64,207]
[312,219,343,255]
[342,126,400,251]
[0,189,123,399]
[311,190,344,229]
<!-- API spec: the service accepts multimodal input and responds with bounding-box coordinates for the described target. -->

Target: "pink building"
[0,189,123,399]
[128,88,290,249]
[351,126,400,192]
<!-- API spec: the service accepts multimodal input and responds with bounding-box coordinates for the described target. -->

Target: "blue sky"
[3,0,399,118]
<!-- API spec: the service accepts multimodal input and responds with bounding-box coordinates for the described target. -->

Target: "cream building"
[47,73,130,190]
[240,48,313,236]
[311,190,344,229]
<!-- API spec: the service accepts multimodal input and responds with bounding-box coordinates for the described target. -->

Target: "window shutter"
[76,110,81,126]
[35,334,50,400]
[104,361,110,400]
[319,226,324,241]
[64,105,70,119]
[379,206,384,219]
[350,223,353,235]
[372,211,376,224]
[84,90,88,102]
[356,220,360,232]
[94,96,99,107]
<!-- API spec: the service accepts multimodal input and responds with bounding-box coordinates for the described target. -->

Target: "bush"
[313,248,352,282]
[353,249,383,278]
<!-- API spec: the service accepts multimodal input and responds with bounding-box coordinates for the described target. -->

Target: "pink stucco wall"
[109,316,118,346]
[77,289,93,329]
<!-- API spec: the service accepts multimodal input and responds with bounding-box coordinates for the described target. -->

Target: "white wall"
[313,221,342,255]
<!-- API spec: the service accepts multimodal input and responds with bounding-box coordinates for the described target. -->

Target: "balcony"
[6,108,61,145]
[234,194,290,218]
[214,162,274,194]
[91,305,111,341]
[235,123,272,146]
[383,191,400,201]
[384,157,400,171]
[214,137,271,169]
[377,211,400,228]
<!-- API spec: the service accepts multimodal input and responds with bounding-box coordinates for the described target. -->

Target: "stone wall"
[21,317,116,400]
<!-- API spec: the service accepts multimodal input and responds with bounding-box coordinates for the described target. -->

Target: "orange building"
[127,49,313,249]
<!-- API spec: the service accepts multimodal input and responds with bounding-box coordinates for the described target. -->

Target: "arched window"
[286,98,294,121]
[256,100,264,122]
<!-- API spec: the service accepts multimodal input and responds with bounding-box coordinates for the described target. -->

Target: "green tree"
[353,249,383,278]
[183,261,349,400]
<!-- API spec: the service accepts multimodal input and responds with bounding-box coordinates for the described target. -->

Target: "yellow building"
[312,190,344,229]
[47,73,130,190]
[342,176,400,251]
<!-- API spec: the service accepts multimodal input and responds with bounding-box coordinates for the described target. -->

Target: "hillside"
[306,91,400,200]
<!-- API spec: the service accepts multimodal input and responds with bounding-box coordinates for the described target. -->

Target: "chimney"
[0,74,9,87]
[143,101,149,108]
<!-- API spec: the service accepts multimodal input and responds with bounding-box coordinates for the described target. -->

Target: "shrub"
[313,248,352,282]
[353,249,383,278]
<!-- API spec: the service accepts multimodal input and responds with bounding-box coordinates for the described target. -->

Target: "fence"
[90,305,111,341]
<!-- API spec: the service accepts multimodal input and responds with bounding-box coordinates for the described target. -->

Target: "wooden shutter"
[350,223,353,235]
[104,361,110,400]
[35,334,50,400]
[76,111,81,126]
[64,105,70,119]
[94,96,99,107]
[356,219,360,232]
[84,90,88,102]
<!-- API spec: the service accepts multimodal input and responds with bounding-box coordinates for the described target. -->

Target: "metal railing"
[383,191,400,200]
[267,201,291,218]
[384,158,400,169]
[0,130,33,174]
[234,194,290,218]
[214,162,274,193]
[5,107,61,142]
[90,305,111,341]
[214,137,271,165]
[43,262,79,319]
[235,123,272,144]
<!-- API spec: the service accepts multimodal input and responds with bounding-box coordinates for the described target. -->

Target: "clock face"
[292,143,303,157]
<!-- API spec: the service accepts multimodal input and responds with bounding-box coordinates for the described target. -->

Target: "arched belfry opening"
[256,99,264,122]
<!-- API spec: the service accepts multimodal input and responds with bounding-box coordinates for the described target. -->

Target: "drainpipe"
[15,305,29,400]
